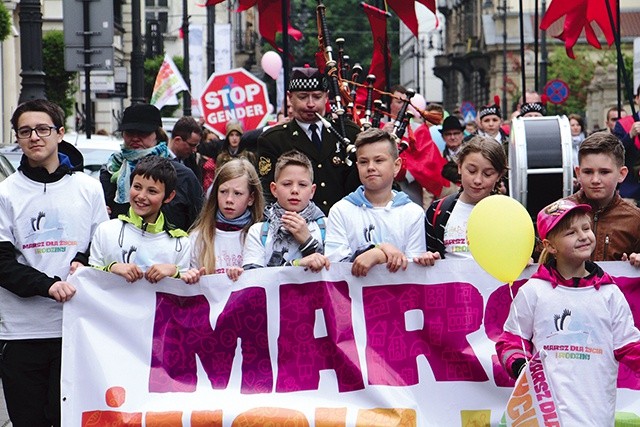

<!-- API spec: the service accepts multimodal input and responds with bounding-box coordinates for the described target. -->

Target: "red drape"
[540,0,617,59]
[386,0,437,37]
[355,3,391,105]
[204,0,302,49]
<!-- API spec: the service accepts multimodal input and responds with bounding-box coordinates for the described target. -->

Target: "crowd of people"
[0,68,640,426]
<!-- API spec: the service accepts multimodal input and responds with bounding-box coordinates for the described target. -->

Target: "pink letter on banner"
[364,283,488,385]
[149,288,272,393]
[276,280,365,393]
[484,280,527,388]
[612,275,640,390]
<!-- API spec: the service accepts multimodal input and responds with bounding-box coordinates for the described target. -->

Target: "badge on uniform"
[258,156,272,176]
[332,156,342,165]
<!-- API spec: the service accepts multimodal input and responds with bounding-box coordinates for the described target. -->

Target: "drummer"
[519,97,547,118]
[466,96,509,157]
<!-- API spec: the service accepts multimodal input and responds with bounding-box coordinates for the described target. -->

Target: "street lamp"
[18,0,46,102]
[498,0,508,119]
[131,0,145,104]
[182,0,191,116]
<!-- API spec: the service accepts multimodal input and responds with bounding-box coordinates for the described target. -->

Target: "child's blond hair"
[273,150,314,182]
[354,128,399,159]
[190,158,265,274]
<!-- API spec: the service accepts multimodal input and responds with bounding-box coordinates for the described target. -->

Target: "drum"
[509,115,574,220]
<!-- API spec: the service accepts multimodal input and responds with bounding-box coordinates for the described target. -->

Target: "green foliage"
[546,48,596,115]
[547,46,633,116]
[144,55,183,116]
[43,30,77,118]
[0,2,11,41]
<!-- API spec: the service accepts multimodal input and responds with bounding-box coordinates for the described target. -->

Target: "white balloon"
[261,51,283,80]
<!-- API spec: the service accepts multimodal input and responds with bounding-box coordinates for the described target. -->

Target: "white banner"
[61,261,640,426]
[189,25,205,117]
[214,24,232,73]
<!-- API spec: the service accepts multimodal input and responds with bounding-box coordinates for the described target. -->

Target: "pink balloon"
[408,93,427,118]
[412,93,427,111]
[261,51,282,80]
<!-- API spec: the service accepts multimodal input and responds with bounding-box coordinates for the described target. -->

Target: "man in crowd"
[613,85,640,205]
[606,106,627,133]
[440,116,465,185]
[257,67,360,215]
[101,104,203,230]
[167,116,203,183]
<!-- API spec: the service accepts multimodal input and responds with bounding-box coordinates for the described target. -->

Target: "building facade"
[1,0,259,139]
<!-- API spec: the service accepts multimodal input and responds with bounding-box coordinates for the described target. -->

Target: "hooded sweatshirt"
[324,185,426,262]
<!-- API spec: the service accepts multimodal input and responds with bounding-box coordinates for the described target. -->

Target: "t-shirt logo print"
[553,309,571,332]
[121,246,137,264]
[364,224,375,243]
[30,211,46,232]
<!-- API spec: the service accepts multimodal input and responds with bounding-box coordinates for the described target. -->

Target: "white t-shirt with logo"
[0,171,108,339]
[443,199,474,259]
[190,229,245,274]
[503,278,640,426]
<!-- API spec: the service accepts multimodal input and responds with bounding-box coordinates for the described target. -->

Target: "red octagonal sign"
[199,68,269,138]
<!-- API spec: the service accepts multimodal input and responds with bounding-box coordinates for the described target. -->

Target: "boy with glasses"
[0,99,108,426]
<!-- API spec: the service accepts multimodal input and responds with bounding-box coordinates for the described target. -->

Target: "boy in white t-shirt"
[89,156,196,284]
[325,128,439,277]
[0,99,108,427]
[243,150,329,272]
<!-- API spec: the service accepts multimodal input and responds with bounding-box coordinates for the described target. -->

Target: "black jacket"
[100,156,204,231]
[257,119,361,215]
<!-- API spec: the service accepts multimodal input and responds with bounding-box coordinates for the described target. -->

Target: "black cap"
[520,102,547,117]
[120,104,162,132]
[288,67,327,92]
[479,95,501,120]
[439,116,464,133]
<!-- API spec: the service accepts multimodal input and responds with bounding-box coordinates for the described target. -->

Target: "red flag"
[402,124,449,198]
[386,0,436,37]
[257,0,303,49]
[203,0,302,49]
[540,0,617,59]
[355,3,391,105]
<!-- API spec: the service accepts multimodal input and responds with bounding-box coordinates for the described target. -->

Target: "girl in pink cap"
[496,198,640,426]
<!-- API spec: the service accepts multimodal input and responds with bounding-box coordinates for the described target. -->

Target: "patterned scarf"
[216,209,252,231]
[263,201,325,251]
[107,142,169,204]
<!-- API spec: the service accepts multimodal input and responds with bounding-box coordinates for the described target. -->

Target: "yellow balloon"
[467,195,535,283]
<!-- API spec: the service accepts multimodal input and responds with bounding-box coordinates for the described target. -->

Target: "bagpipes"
[315,0,444,154]
[316,1,348,137]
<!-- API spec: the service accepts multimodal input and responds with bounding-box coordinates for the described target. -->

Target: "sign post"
[199,68,269,138]
[543,79,570,105]
[63,0,115,138]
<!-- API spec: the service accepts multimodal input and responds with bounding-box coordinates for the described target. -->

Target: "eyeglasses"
[182,137,200,149]
[16,125,58,139]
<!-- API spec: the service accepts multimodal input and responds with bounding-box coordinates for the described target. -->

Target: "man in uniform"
[257,67,360,215]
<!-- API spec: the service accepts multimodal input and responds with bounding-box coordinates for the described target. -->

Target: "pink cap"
[537,199,591,240]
